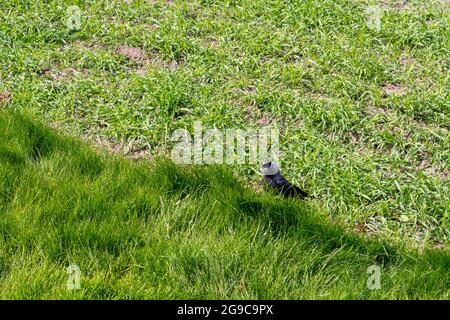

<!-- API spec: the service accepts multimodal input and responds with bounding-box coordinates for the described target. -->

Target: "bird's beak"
[262,161,272,168]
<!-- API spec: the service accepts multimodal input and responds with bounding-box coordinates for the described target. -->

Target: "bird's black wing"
[264,173,308,199]
[287,184,308,198]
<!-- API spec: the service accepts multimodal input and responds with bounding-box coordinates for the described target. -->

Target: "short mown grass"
[0,110,449,299]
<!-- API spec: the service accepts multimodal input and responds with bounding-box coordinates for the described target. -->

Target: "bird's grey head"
[261,161,279,176]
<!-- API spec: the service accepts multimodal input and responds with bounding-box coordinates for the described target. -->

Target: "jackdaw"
[261,161,308,199]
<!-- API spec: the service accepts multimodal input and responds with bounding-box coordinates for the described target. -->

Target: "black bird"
[261,161,308,199]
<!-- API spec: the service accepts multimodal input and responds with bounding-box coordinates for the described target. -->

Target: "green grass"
[0,0,449,298]
[0,110,449,299]
[1,0,448,247]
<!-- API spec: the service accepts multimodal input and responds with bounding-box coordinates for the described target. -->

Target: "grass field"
[0,110,449,299]
[0,0,449,298]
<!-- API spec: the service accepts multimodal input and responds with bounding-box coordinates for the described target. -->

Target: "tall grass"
[0,110,448,299]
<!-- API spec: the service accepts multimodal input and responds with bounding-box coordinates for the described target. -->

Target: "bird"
[261,161,308,199]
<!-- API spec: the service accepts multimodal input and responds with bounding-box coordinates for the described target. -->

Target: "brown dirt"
[117,45,148,62]
[382,83,408,96]
[398,55,416,65]
[0,91,11,104]
[381,0,409,11]
[365,106,391,116]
